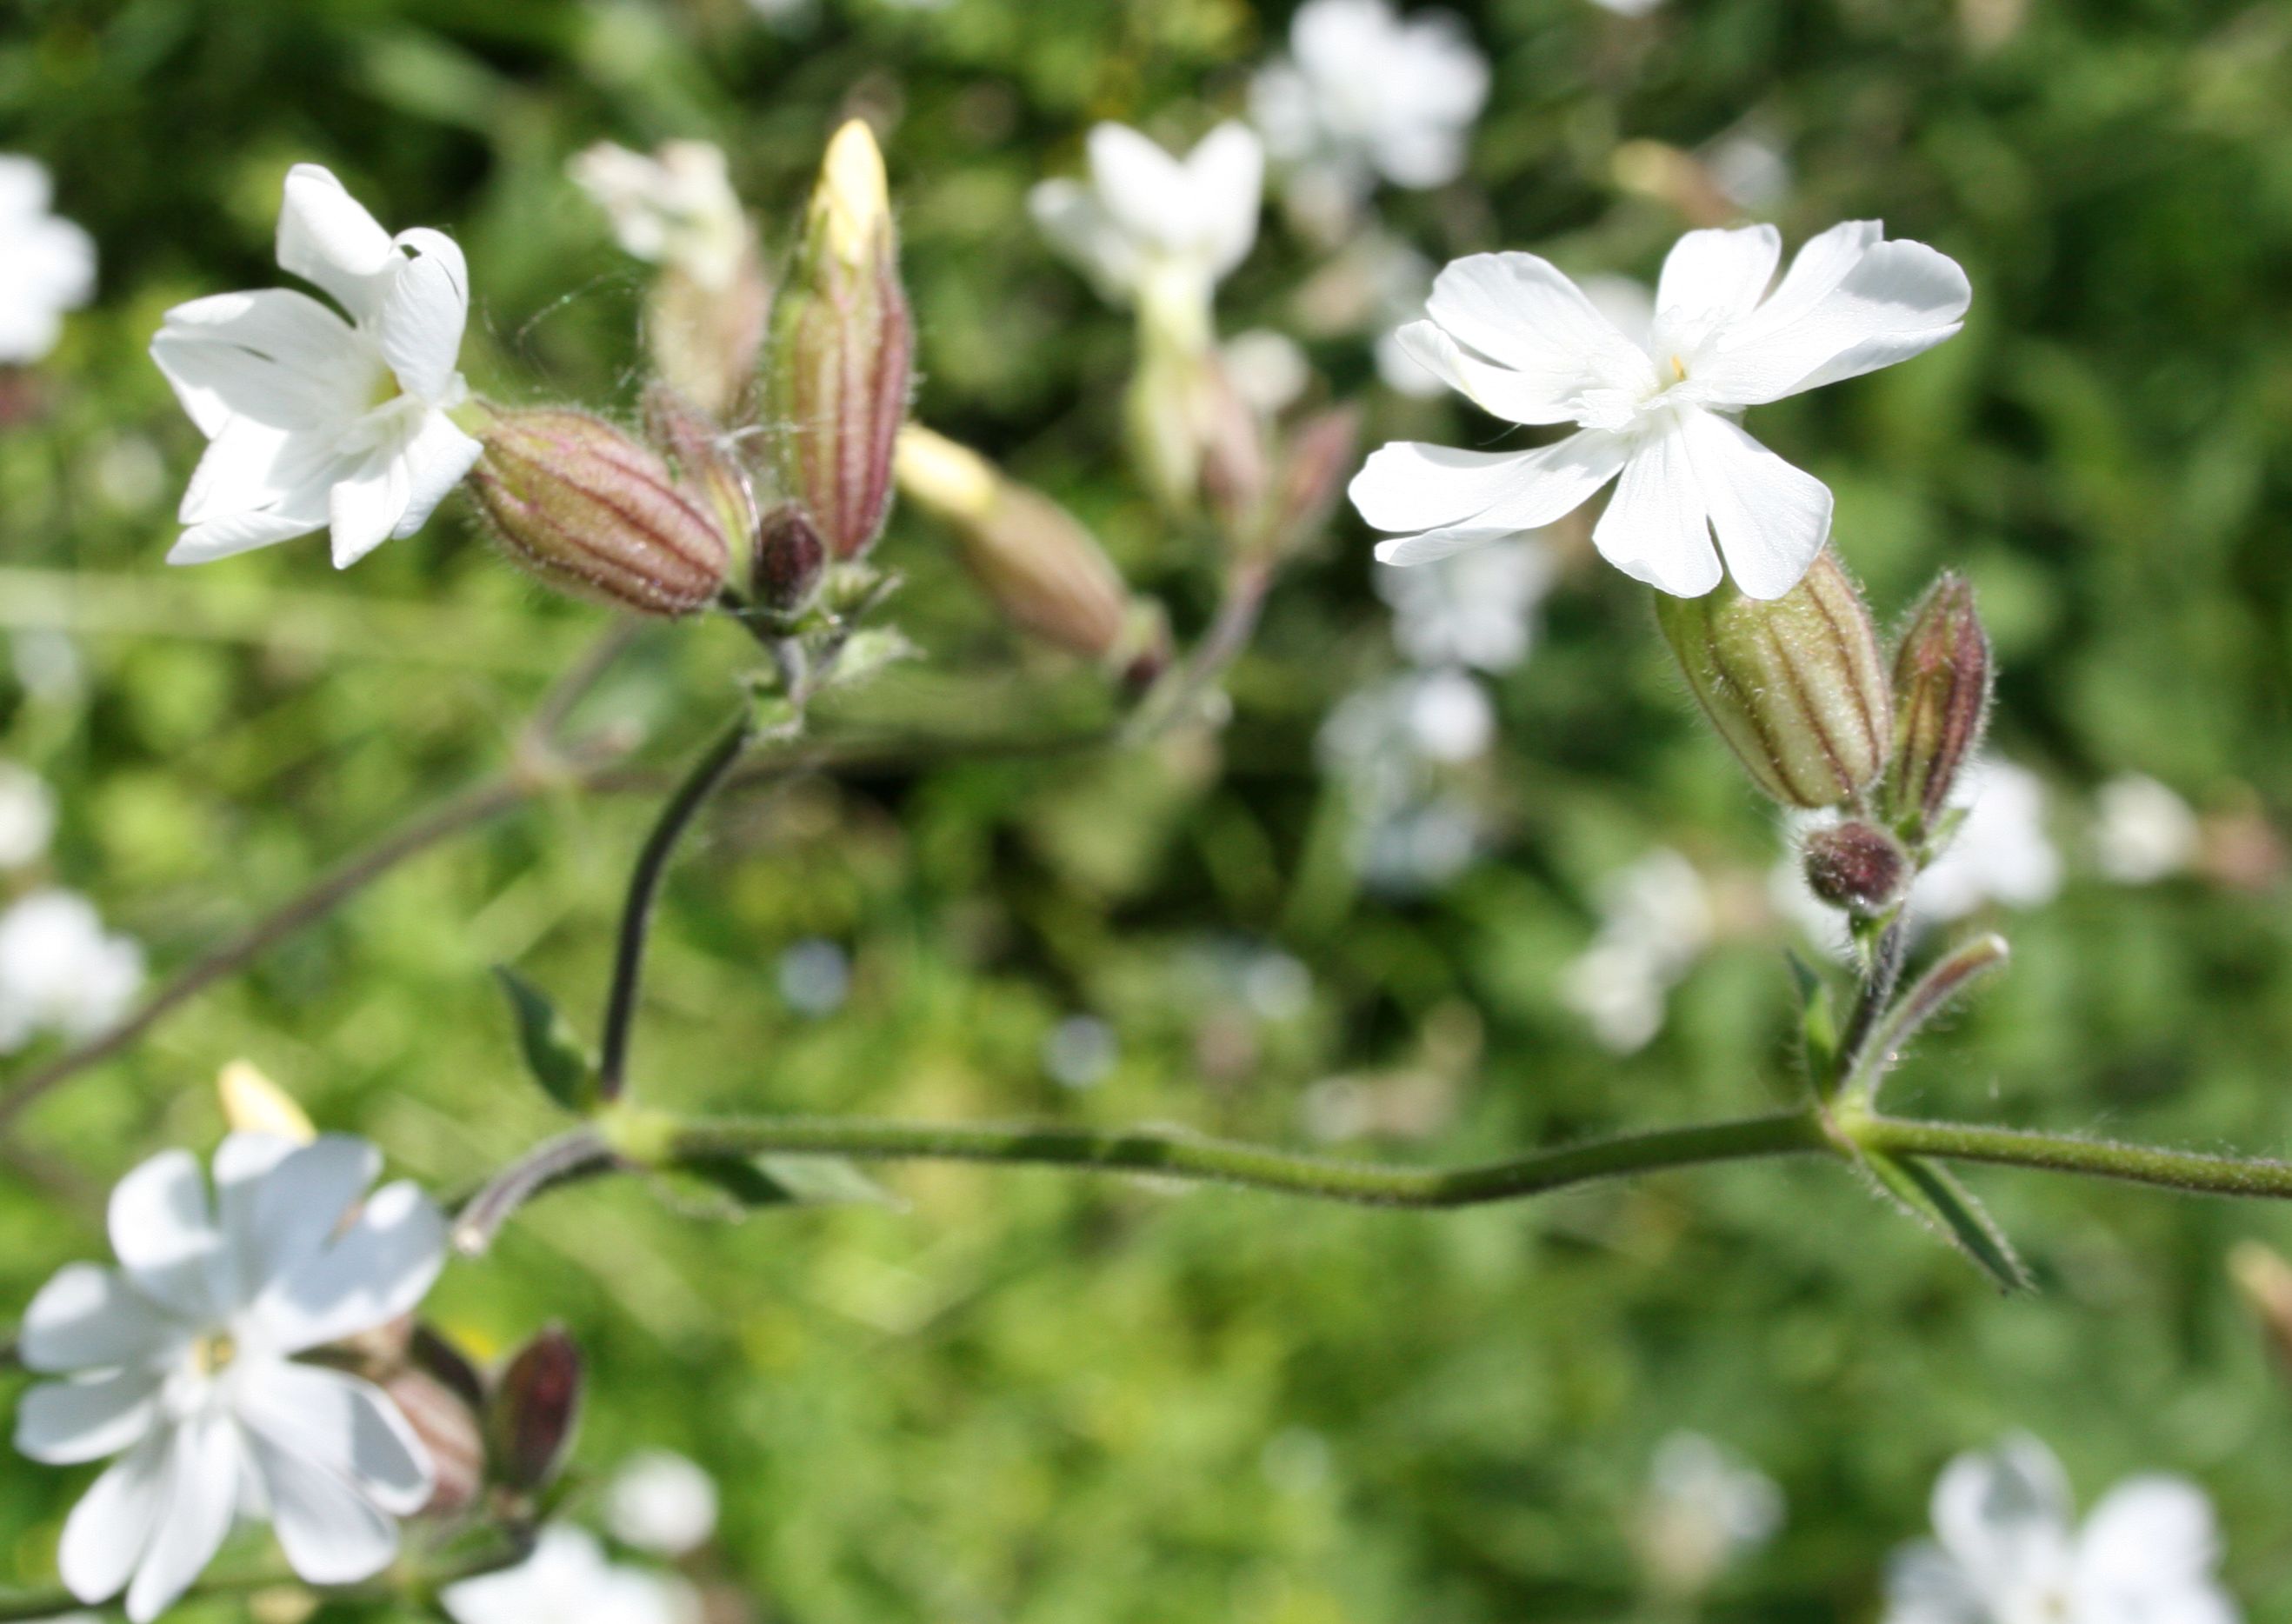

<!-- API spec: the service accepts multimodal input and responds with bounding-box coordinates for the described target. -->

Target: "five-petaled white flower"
[1350,223,1970,599]
[570,141,750,291]
[443,1525,702,1624]
[0,156,96,364]
[13,1135,448,1621]
[1886,1434,2239,1624]
[150,163,481,569]
[1029,123,1263,336]
[1250,0,1489,205]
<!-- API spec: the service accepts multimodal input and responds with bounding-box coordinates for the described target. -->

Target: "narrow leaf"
[493,967,598,1115]
[1858,1148,2032,1293]
[660,1153,900,1219]
[1786,949,1840,1093]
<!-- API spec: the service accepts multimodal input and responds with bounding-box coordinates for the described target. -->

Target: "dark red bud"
[1802,819,1912,915]
[488,1325,583,1494]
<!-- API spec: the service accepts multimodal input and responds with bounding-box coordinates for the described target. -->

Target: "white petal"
[376,230,469,403]
[20,1264,181,1374]
[1702,237,1970,405]
[1086,123,1195,256]
[1679,409,1832,599]
[1591,425,1720,596]
[169,504,330,567]
[244,1430,401,1586]
[1351,431,1626,536]
[1424,253,1654,409]
[217,1135,378,1308]
[1727,219,1883,346]
[1656,224,1780,327]
[1931,1435,2075,1596]
[60,1431,170,1607]
[107,1148,223,1321]
[1391,321,1579,427]
[149,290,372,436]
[1029,179,1136,299]
[15,1369,162,1464]
[1184,121,1264,278]
[177,417,341,526]
[236,1362,433,1516]
[328,442,415,569]
[252,1180,447,1355]
[1881,1541,1987,1624]
[2075,1476,2222,1594]
[389,411,483,540]
[276,163,397,320]
[124,1412,243,1624]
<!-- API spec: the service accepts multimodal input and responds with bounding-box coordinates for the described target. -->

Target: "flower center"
[190,1330,237,1376]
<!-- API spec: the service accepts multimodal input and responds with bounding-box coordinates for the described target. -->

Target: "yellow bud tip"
[894,424,1000,522]
[217,1060,316,1143]
[817,119,889,266]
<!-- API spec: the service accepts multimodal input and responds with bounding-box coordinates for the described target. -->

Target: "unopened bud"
[217,1059,315,1143]
[470,409,730,616]
[753,504,828,613]
[1802,819,1911,915]
[2232,1242,2292,1375]
[1655,550,1892,809]
[1885,574,1992,838]
[896,425,1148,669]
[488,1325,583,1494]
[766,120,913,562]
[1264,404,1361,560]
[387,1367,486,1516]
[643,384,760,582]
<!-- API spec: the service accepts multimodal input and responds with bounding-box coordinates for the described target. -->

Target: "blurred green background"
[7,0,2292,1618]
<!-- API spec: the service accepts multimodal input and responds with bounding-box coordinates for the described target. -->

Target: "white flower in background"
[0,156,96,363]
[13,1135,446,1621]
[1704,127,1794,212]
[1222,327,1312,416]
[1042,1015,1120,1089]
[1561,849,1713,1052]
[2093,773,2199,886]
[1349,222,1971,597]
[1318,669,1495,894]
[1589,0,1665,15]
[607,1450,720,1557]
[444,1526,702,1624]
[777,936,851,1016]
[1029,123,1263,336]
[1910,758,2061,926]
[570,141,749,291]
[150,163,481,569]
[1250,0,1489,216]
[0,761,57,869]
[1376,534,1556,674]
[1636,1432,1786,1597]
[1885,1434,2238,1624]
[0,889,143,1053]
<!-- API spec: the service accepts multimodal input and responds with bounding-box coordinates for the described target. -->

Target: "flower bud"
[1802,819,1912,915]
[1263,404,1361,562]
[765,120,913,562]
[896,425,1154,671]
[2232,1242,2292,1376]
[753,503,828,614]
[487,1325,583,1494]
[647,251,771,426]
[643,383,760,582]
[1885,573,1992,837]
[1655,549,1892,809]
[470,409,730,616]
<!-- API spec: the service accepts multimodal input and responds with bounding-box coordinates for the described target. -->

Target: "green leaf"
[1857,1148,2033,1293]
[656,1154,900,1220]
[493,967,599,1115]
[1787,949,1840,1092]
[828,627,918,689]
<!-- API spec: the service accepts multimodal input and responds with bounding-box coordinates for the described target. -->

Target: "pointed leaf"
[658,1154,900,1219]
[1787,949,1840,1093]
[493,967,598,1115]
[1858,1148,2032,1293]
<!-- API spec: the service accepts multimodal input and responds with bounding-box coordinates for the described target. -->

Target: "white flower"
[1911,758,2061,926]
[1222,328,1312,416]
[1704,127,1794,212]
[0,156,95,363]
[1589,0,1665,15]
[444,1526,702,1624]
[1886,1434,2238,1624]
[1029,123,1263,332]
[570,141,749,291]
[2093,773,2199,886]
[1250,0,1489,203]
[1349,223,1970,598]
[1560,849,1712,1052]
[0,889,142,1053]
[606,1450,720,1557]
[13,1135,447,1621]
[0,761,57,869]
[150,164,482,569]
[1376,533,1556,673]
[1636,1431,1785,1595]
[1317,669,1495,893]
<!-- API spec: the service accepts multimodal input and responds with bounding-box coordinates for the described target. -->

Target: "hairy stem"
[1853,1115,2292,1200]
[595,713,756,1100]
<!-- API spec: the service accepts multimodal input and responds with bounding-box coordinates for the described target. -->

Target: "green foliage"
[495,964,599,1115]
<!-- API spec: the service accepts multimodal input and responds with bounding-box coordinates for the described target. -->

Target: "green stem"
[1854,1115,2292,1200]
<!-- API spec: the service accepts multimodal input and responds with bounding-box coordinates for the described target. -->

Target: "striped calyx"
[1884,573,1992,838]
[470,408,730,617]
[1656,549,1893,809]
